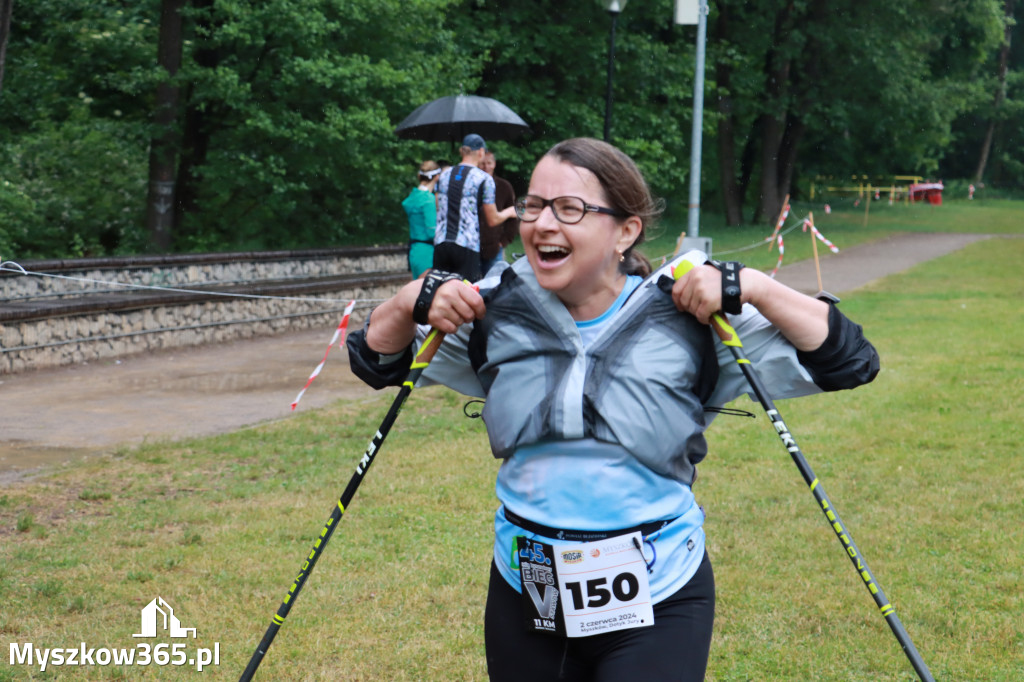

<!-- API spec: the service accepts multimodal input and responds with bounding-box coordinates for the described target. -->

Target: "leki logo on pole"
[133,596,197,639]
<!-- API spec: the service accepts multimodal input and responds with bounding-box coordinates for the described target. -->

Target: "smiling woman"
[347,136,879,682]
[514,139,656,320]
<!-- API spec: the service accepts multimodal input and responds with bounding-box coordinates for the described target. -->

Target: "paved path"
[769,232,988,295]
[0,233,990,482]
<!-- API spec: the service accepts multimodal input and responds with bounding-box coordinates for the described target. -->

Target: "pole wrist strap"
[413,269,462,324]
[710,260,745,315]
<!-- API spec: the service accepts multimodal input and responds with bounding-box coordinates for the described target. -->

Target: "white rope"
[0,261,390,306]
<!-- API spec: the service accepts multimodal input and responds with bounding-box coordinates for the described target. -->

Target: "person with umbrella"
[433,134,517,282]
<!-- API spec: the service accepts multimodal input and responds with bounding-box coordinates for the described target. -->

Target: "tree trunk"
[778,0,825,203]
[716,103,744,226]
[174,0,219,233]
[145,0,186,252]
[713,5,743,225]
[754,6,793,224]
[973,0,1014,183]
[757,113,784,224]
[0,0,13,98]
[973,122,996,185]
[738,117,760,209]
[777,116,805,202]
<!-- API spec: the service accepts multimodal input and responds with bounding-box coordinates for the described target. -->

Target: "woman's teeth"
[537,245,570,261]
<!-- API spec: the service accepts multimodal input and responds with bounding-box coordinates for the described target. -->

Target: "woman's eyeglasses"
[514,195,628,225]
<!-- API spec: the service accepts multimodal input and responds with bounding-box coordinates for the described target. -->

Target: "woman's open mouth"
[536,244,571,263]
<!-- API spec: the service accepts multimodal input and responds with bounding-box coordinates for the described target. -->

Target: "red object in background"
[909,182,944,205]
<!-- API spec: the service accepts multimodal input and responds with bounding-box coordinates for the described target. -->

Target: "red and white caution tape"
[290,300,357,411]
[767,202,790,251]
[803,220,840,253]
[769,234,785,278]
[815,227,839,252]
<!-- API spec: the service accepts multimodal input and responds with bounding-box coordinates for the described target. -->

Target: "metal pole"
[603,10,619,142]
[239,330,448,681]
[686,0,708,238]
[671,256,935,682]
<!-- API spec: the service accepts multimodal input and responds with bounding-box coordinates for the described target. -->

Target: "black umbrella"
[395,94,530,142]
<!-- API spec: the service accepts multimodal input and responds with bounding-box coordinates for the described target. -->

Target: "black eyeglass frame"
[514,194,629,225]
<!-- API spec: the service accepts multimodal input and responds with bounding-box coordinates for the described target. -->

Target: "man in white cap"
[433,133,517,281]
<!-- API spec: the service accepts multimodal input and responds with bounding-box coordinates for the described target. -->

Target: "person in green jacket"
[402,160,441,278]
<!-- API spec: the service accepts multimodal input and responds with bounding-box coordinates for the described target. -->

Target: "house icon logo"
[133,596,197,638]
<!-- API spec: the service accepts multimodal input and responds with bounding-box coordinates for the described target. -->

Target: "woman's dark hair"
[544,138,664,277]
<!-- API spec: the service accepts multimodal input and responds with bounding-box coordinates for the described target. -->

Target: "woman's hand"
[366,278,485,354]
[423,279,486,334]
[670,263,729,325]
[672,264,827,351]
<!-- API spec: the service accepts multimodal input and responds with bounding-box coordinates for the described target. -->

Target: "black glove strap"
[412,269,462,324]
[711,260,745,315]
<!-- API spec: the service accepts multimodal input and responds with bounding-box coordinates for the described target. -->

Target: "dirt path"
[0,233,990,482]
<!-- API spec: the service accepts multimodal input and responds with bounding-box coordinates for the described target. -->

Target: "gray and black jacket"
[348,254,879,486]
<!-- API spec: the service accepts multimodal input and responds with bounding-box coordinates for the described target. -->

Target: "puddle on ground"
[0,443,105,485]
[123,370,303,395]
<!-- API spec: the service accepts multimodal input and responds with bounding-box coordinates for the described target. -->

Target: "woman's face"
[521,155,641,319]
[480,153,496,175]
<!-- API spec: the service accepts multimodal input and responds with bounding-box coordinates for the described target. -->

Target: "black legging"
[485,551,715,682]
[432,241,481,282]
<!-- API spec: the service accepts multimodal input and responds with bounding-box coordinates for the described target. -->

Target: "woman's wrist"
[365,280,420,354]
[738,268,768,309]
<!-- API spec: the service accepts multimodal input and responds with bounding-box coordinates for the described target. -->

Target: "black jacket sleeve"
[796,304,880,391]
[346,320,415,390]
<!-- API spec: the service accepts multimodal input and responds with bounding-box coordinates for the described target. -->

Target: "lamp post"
[686,0,708,241]
[673,0,713,256]
[603,0,628,142]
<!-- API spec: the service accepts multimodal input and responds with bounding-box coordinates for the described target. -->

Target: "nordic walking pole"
[238,328,447,682]
[672,257,935,682]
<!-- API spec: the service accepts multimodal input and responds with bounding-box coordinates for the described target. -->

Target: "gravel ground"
[0,233,990,483]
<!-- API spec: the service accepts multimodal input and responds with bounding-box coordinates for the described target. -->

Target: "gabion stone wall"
[0,249,409,375]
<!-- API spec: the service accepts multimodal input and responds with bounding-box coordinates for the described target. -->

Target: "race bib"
[517,533,654,638]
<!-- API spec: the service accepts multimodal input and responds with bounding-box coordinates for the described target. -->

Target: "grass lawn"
[1,201,1022,680]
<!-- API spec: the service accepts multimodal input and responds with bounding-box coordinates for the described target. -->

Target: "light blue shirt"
[492,275,707,602]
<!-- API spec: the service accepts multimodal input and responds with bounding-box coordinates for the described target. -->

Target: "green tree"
[943,0,1023,192]
[169,0,474,252]
[0,0,474,257]
[445,0,699,230]
[711,0,1006,224]
[0,0,13,97]
[0,0,157,258]
[1,0,1014,259]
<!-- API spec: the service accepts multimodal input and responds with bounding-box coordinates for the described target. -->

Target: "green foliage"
[942,0,1024,189]
[0,0,1019,259]
[0,0,158,257]
[447,0,698,206]
[0,114,149,258]
[713,0,1006,181]
[0,0,159,129]
[171,0,473,251]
